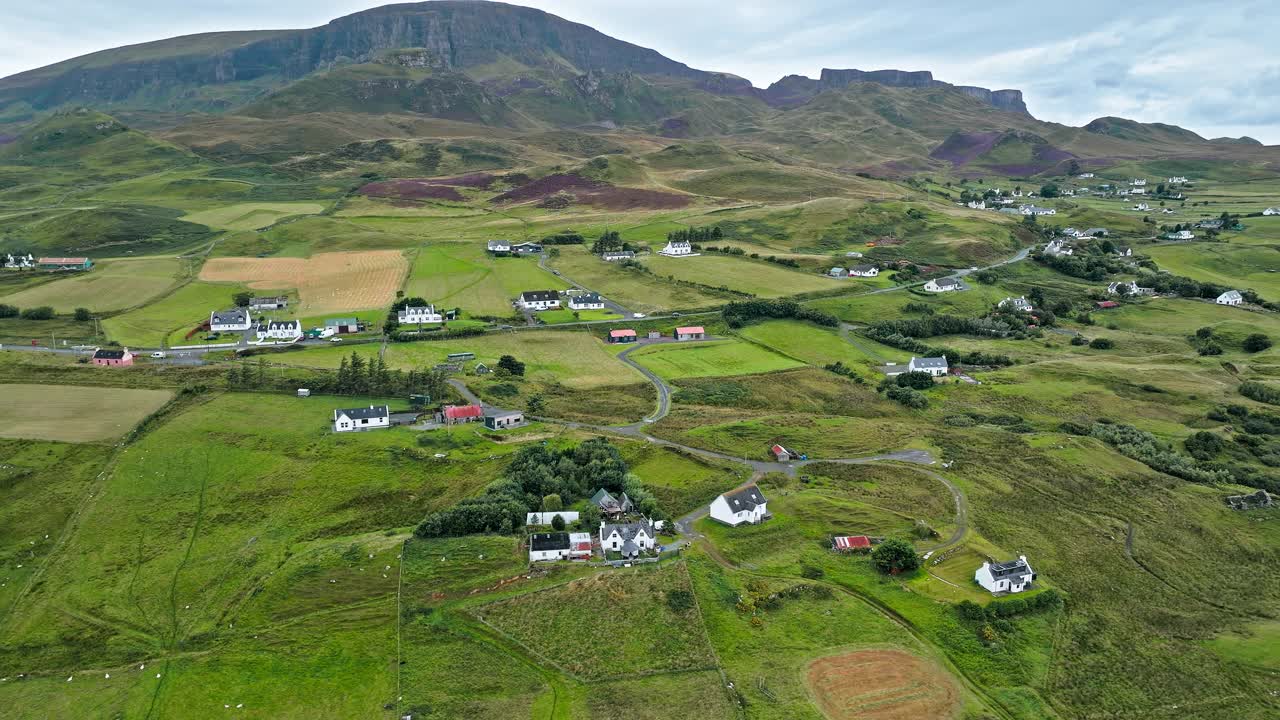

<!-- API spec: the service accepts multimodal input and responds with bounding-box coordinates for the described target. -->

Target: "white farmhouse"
[908,356,949,377]
[966,200,986,210]
[658,239,696,257]
[600,519,657,557]
[848,264,880,278]
[1020,205,1057,216]
[1165,230,1195,240]
[517,290,561,311]
[398,305,444,324]
[256,319,303,341]
[1079,172,1095,179]
[210,309,252,332]
[976,555,1036,594]
[601,251,634,261]
[333,405,390,432]
[1167,176,1189,184]
[709,484,769,527]
[924,277,962,293]
[1044,239,1074,257]
[2,253,35,269]
[1264,207,1280,216]
[1107,280,1154,296]
[999,296,1034,312]
[567,292,605,310]
[1217,290,1244,306]
[1132,203,1151,212]
[486,240,512,254]
[1131,178,1147,186]
[1130,187,1146,195]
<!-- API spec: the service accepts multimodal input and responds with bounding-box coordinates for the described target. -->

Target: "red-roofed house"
[38,257,93,271]
[833,535,871,551]
[441,404,484,425]
[608,329,637,344]
[675,326,705,341]
[771,444,793,461]
[1095,300,1120,310]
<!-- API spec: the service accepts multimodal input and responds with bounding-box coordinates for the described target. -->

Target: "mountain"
[762,69,1028,115]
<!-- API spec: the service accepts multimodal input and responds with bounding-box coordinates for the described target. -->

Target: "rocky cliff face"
[762,68,1030,115]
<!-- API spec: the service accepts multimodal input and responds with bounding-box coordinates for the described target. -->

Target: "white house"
[1165,230,1195,240]
[526,511,581,526]
[1131,178,1147,186]
[1130,187,1146,195]
[210,309,252,332]
[1044,239,1074,257]
[398,305,444,324]
[567,292,605,310]
[600,519,657,557]
[601,251,635,261]
[333,405,390,432]
[486,240,512,254]
[1107,280,1154,296]
[3,253,35,269]
[528,532,593,562]
[658,239,696,257]
[908,356,949,377]
[976,555,1035,594]
[256,319,303,341]
[999,296,1034,312]
[1167,176,1189,184]
[1020,205,1057,216]
[966,200,986,210]
[848,264,880,278]
[709,484,769,527]
[517,290,560,311]
[924,277,962,293]
[1264,207,1280,216]
[1132,203,1151,212]
[1079,172,1095,179]
[1114,246,1133,257]
[1217,290,1244,306]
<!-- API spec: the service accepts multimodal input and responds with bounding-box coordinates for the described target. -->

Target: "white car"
[150,351,166,359]
[632,313,646,318]
[329,337,343,343]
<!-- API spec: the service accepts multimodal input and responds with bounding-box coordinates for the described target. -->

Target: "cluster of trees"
[541,232,585,245]
[497,354,525,376]
[224,351,449,400]
[1079,421,1232,484]
[722,299,839,329]
[590,230,639,254]
[666,226,722,244]
[0,304,92,321]
[956,589,1063,622]
[1200,404,1280,491]
[414,438,661,538]
[1240,381,1280,406]
[867,314,1028,346]
[871,538,921,574]
[390,326,485,343]
[883,384,928,409]
[1036,249,1131,282]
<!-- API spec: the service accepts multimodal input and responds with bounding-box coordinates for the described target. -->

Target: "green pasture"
[103,279,251,347]
[0,256,184,313]
[628,338,804,379]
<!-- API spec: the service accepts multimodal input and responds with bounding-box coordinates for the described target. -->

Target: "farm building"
[1164,230,1195,240]
[709,484,769,526]
[527,512,581,526]
[674,326,706,341]
[38,257,93,271]
[1095,300,1120,310]
[1020,205,1056,216]
[250,296,288,310]
[591,488,634,518]
[333,405,390,433]
[1225,489,1272,511]
[600,519,657,557]
[771,444,801,462]
[923,277,962,293]
[647,330,662,340]
[601,251,634,261]
[1217,290,1243,306]
[297,389,311,397]
[608,329,637,343]
[849,264,879,277]
[484,410,526,431]
[567,292,605,310]
[1107,281,1154,296]
[486,240,512,254]
[829,267,847,278]
[999,296,1034,312]
[256,319,303,341]
[210,309,252,332]
[518,290,561,311]
[511,242,543,255]
[440,404,484,425]
[92,347,133,367]
[658,239,695,257]
[832,535,871,552]
[975,555,1036,594]
[907,356,949,377]
[398,305,444,324]
[325,318,362,334]
[528,532,592,562]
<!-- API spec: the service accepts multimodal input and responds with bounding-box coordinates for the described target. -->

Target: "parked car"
[151,351,166,359]
[632,313,646,318]
[329,337,343,343]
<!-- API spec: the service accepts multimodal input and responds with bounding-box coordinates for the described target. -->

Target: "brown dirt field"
[806,649,961,720]
[200,250,408,314]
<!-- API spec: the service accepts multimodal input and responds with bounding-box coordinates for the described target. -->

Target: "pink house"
[92,347,133,367]
[674,326,706,341]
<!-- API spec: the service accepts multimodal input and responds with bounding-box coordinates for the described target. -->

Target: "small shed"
[296,388,311,398]
[485,410,526,431]
[647,330,662,340]
[675,326,706,341]
[608,329,637,344]
[325,318,362,334]
[832,535,871,552]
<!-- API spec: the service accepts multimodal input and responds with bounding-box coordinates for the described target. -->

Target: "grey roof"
[602,250,634,257]
[571,292,602,304]
[487,240,511,249]
[602,518,654,542]
[621,539,639,556]
[721,484,766,512]
[591,488,633,512]
[667,239,691,247]
[334,405,389,421]
[251,296,287,304]
[933,277,961,288]
[93,348,128,359]
[486,410,524,420]
[325,317,359,326]
[530,532,571,552]
[850,264,877,273]
[520,290,559,302]
[211,309,248,324]
[261,319,300,330]
[988,558,1032,579]
[1219,290,1243,301]
[912,356,949,369]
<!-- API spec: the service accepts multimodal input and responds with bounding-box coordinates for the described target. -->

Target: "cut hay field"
[0,384,171,442]
[641,253,843,297]
[199,249,408,315]
[102,279,251,347]
[628,338,804,379]
[403,243,568,317]
[0,256,182,313]
[183,202,326,230]
[806,649,961,720]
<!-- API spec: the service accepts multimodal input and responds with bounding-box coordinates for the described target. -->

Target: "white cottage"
[256,319,303,340]
[658,239,695,257]
[600,519,657,557]
[975,555,1035,594]
[1264,207,1280,216]
[709,484,769,527]
[333,405,390,432]
[567,292,605,310]
[924,277,962,293]
[518,290,561,311]
[999,296,1034,312]
[908,356,949,377]
[1217,290,1243,306]
[210,309,252,332]
[848,264,880,278]
[398,305,444,324]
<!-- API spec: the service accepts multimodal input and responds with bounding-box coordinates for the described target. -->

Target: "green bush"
[1241,381,1280,406]
[895,371,936,390]
[1089,337,1114,349]
[19,305,55,320]
[885,385,928,409]
[871,538,920,574]
[1243,334,1272,353]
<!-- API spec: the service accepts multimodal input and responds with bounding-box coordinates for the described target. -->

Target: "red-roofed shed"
[442,404,484,425]
[833,535,871,551]
[608,328,637,343]
[1095,300,1119,309]
[675,326,706,341]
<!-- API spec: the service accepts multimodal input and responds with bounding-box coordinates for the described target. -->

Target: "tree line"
[722,299,839,329]
[667,226,722,244]
[226,351,449,401]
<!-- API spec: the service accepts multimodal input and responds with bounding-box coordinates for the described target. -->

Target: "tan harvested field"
[0,384,172,442]
[806,649,961,720]
[199,250,408,314]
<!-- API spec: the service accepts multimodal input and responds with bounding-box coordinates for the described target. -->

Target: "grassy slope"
[0,256,183,313]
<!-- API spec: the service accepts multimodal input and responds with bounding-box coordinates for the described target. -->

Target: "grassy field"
[183,202,326,230]
[404,243,568,318]
[737,319,911,371]
[628,338,805,379]
[546,246,730,313]
[102,279,251,347]
[641,253,843,297]
[622,443,749,515]
[0,256,184,313]
[1144,240,1280,298]
[0,383,172,442]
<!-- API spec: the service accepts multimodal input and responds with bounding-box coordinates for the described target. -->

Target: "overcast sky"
[3,0,1277,143]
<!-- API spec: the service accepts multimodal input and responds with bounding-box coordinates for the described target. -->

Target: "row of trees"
[722,299,839,328]
[225,351,449,400]
[590,230,642,254]
[667,226,723,244]
[0,304,92,321]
